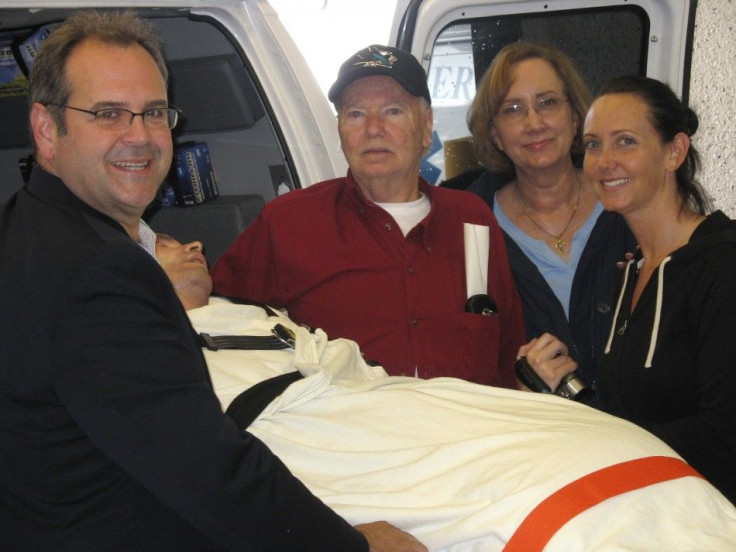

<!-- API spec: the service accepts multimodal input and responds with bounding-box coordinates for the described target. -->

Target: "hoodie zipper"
[605,260,635,354]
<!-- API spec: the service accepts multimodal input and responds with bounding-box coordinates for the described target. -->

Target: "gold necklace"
[514,177,581,254]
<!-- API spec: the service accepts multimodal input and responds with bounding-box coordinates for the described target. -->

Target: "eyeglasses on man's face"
[494,96,569,122]
[46,104,182,130]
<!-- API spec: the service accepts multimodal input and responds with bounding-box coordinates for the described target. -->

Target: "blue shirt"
[494,197,603,319]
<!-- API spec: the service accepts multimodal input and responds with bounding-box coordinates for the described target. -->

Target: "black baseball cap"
[328,44,431,106]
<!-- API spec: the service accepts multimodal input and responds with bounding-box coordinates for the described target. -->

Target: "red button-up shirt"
[212,173,524,387]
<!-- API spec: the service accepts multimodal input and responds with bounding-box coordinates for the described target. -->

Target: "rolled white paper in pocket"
[463,223,489,298]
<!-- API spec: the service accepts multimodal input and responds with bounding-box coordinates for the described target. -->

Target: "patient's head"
[156,234,212,310]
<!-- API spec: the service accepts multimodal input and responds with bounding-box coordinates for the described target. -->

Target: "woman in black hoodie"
[582,75,736,505]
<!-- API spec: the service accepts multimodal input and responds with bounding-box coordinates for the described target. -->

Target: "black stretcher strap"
[225,371,305,428]
[199,323,295,351]
[198,319,303,427]
[199,333,287,351]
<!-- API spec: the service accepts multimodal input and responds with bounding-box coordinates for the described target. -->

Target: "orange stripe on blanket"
[503,455,703,552]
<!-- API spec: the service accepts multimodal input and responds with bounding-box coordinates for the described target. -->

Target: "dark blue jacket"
[466,171,636,400]
[0,167,366,551]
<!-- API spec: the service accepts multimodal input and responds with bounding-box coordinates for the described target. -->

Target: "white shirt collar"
[137,219,158,261]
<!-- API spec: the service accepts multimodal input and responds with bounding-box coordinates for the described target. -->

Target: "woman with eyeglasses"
[464,42,635,403]
[582,75,736,504]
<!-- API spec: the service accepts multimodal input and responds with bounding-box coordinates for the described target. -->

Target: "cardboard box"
[0,32,28,98]
[170,141,219,206]
[13,26,50,76]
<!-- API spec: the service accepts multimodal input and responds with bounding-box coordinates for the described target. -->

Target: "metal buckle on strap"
[271,324,295,348]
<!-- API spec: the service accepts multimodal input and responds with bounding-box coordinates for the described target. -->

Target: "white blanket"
[191,299,736,551]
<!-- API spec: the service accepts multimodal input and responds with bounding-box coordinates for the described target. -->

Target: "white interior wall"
[689,0,736,216]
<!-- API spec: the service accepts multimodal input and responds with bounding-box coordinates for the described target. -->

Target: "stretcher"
[191,298,736,551]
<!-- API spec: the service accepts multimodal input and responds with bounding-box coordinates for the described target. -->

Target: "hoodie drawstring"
[645,256,671,368]
[605,257,671,368]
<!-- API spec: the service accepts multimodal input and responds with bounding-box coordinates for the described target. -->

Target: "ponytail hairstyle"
[597,75,710,214]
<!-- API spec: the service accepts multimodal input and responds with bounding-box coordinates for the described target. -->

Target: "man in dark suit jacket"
[0,10,425,552]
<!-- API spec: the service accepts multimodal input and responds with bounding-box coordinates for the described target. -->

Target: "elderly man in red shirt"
[213,44,526,387]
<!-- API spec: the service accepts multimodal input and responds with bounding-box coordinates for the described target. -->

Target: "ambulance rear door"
[389,0,697,184]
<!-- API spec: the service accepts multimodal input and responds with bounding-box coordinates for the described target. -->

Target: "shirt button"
[597,302,611,314]
[408,267,414,274]
[425,246,432,253]
[410,317,418,325]
[384,223,392,231]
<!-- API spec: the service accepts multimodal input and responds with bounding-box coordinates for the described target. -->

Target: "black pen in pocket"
[464,294,498,316]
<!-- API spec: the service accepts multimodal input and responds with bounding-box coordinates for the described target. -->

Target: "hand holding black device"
[514,356,591,402]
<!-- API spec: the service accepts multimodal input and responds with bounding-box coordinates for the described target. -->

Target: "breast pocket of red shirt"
[422,311,501,385]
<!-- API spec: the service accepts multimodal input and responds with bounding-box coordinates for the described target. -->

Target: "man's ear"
[422,105,434,150]
[667,132,690,172]
[30,102,59,163]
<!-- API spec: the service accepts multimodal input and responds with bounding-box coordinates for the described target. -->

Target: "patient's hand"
[355,521,428,552]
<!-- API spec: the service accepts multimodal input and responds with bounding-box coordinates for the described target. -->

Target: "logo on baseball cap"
[328,44,431,106]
